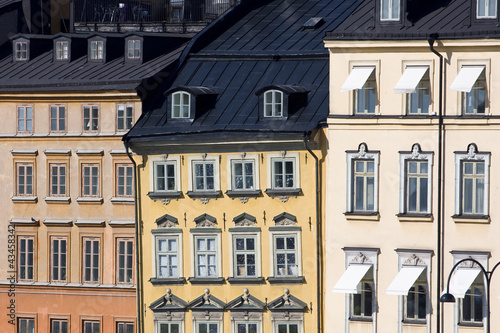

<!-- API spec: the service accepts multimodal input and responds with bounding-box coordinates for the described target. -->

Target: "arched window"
[264,90,283,117]
[171,91,191,118]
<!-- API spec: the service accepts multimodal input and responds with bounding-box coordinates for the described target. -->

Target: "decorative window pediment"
[194,214,217,228]
[233,213,257,227]
[155,214,179,228]
[165,86,218,122]
[150,288,187,312]
[273,212,297,226]
[226,288,266,312]
[256,85,308,120]
[268,289,307,312]
[187,289,226,311]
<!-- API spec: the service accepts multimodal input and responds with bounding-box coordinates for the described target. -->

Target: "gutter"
[303,132,322,333]
[428,33,444,333]
[123,139,144,333]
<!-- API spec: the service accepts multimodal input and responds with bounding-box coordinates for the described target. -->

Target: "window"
[381,0,400,20]
[264,90,283,117]
[17,106,33,133]
[91,41,104,60]
[127,40,141,59]
[16,162,34,196]
[157,322,181,333]
[18,236,34,281]
[51,319,68,333]
[233,235,257,277]
[394,66,430,115]
[354,71,376,114]
[272,159,296,189]
[154,162,177,192]
[83,105,99,132]
[195,236,217,277]
[232,160,255,190]
[463,70,486,115]
[82,163,100,197]
[193,161,215,191]
[351,280,374,319]
[50,105,66,132]
[197,322,219,333]
[18,318,35,333]
[275,322,299,333]
[117,238,134,284]
[273,234,298,276]
[408,80,430,115]
[477,0,497,18]
[117,104,133,131]
[405,282,427,321]
[51,237,67,282]
[49,163,67,196]
[56,41,69,60]
[116,163,133,197]
[15,42,28,61]
[236,322,258,333]
[83,238,100,283]
[172,92,190,118]
[460,277,484,324]
[156,236,179,278]
[83,320,100,333]
[117,322,134,333]
[406,160,428,213]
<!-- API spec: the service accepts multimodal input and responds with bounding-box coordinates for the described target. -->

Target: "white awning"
[332,264,371,294]
[341,67,375,92]
[394,67,428,93]
[386,266,426,295]
[442,268,481,298]
[450,66,485,92]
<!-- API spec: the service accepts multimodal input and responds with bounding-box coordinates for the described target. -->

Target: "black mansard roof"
[125,0,361,143]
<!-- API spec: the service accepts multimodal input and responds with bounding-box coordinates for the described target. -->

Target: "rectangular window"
[51,319,68,333]
[83,238,100,283]
[56,41,69,60]
[51,237,67,282]
[274,234,298,276]
[193,161,215,191]
[406,160,428,213]
[353,160,375,212]
[155,162,177,192]
[477,0,497,18]
[83,105,99,132]
[460,277,484,324]
[18,318,35,333]
[82,163,99,197]
[407,76,430,115]
[91,41,104,60]
[354,71,376,114]
[16,162,34,196]
[381,0,400,20]
[158,322,181,333]
[404,283,427,321]
[50,163,67,196]
[50,105,66,132]
[276,322,299,333]
[18,236,34,281]
[463,70,486,115]
[117,322,134,333]
[127,40,141,59]
[172,92,190,118]
[117,104,133,131]
[116,163,133,197]
[156,236,179,278]
[264,90,283,117]
[232,160,255,190]
[15,42,28,61]
[117,238,134,284]
[233,235,257,277]
[195,236,217,277]
[462,161,485,215]
[197,322,218,333]
[272,158,295,189]
[351,281,374,319]
[236,322,258,333]
[17,106,33,133]
[83,320,100,333]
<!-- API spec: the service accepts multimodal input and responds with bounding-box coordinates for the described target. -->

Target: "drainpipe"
[303,132,322,333]
[428,34,444,333]
[124,139,144,333]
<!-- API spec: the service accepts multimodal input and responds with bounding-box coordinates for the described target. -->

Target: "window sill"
[45,196,71,204]
[458,322,483,327]
[265,188,301,203]
[225,190,262,203]
[397,213,433,223]
[402,319,427,325]
[149,277,186,285]
[110,197,135,204]
[267,276,305,284]
[344,212,380,221]
[349,317,373,322]
[452,214,490,224]
[227,277,265,284]
[76,197,103,204]
[187,277,225,284]
[147,191,183,205]
[186,190,222,204]
[12,196,38,203]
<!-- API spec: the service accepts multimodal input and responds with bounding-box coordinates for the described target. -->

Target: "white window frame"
[270,313,303,333]
[273,322,301,333]
[190,231,222,278]
[90,40,104,60]
[398,145,433,215]
[266,152,300,190]
[187,155,220,192]
[477,0,497,18]
[269,229,301,278]
[343,62,379,116]
[172,91,191,118]
[82,237,101,283]
[83,105,99,132]
[229,230,261,278]
[117,104,133,131]
[380,0,400,21]
[454,145,490,216]
[150,155,181,193]
[462,69,487,115]
[50,104,66,132]
[50,236,68,282]
[152,233,182,279]
[15,41,28,61]
[156,321,183,333]
[264,90,283,117]
[350,278,374,320]
[56,41,69,60]
[17,105,33,133]
[18,317,35,333]
[451,60,490,116]
[127,39,141,59]
[227,154,260,191]
[346,144,380,213]
[18,235,35,281]
[394,63,432,115]
[116,238,134,284]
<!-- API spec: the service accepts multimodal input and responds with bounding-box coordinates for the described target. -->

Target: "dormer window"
[172,92,190,118]
[56,41,69,60]
[91,41,104,60]
[264,90,283,117]
[15,42,28,61]
[127,40,141,59]
[381,0,400,21]
[477,0,497,18]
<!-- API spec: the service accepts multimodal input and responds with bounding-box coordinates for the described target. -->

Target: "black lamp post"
[440,258,500,333]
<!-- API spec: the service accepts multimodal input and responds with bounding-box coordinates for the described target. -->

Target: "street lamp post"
[440,258,500,333]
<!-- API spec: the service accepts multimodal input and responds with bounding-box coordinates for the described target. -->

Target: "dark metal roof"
[325,0,500,40]
[0,0,20,8]
[125,0,361,142]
